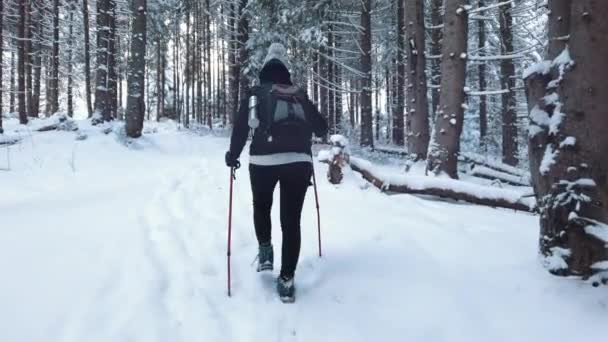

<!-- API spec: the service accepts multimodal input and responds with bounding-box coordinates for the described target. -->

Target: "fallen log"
[467,165,531,187]
[0,136,20,146]
[459,152,530,179]
[344,156,536,212]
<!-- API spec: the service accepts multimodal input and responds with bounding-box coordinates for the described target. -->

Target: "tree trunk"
[0,0,3,133]
[327,28,336,135]
[125,0,147,138]
[17,0,27,124]
[10,51,15,114]
[25,0,33,118]
[429,0,443,118]
[94,0,112,123]
[237,0,249,104]
[393,0,405,146]
[478,0,488,148]
[82,0,93,118]
[359,0,374,148]
[499,2,518,166]
[67,0,75,118]
[405,0,430,159]
[31,13,42,119]
[49,0,60,115]
[426,0,468,179]
[108,0,118,119]
[525,0,608,280]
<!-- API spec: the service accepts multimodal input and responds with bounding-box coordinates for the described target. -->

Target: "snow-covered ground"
[1,118,606,342]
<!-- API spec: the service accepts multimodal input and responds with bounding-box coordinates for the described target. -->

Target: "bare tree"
[405,0,430,159]
[393,0,405,146]
[477,0,487,147]
[499,1,517,166]
[359,0,374,147]
[48,0,60,115]
[428,0,443,118]
[82,0,93,117]
[525,0,608,279]
[426,0,468,178]
[93,0,117,123]
[0,0,3,133]
[17,0,27,124]
[125,0,147,137]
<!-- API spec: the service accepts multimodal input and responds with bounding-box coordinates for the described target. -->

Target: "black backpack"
[252,84,313,151]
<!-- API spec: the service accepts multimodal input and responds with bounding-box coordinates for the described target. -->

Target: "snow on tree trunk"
[359,0,374,148]
[405,0,430,160]
[17,0,27,124]
[426,0,468,179]
[125,0,147,138]
[499,2,518,166]
[525,0,608,280]
[393,0,405,146]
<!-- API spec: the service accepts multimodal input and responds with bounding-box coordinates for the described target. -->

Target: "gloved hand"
[225,151,241,169]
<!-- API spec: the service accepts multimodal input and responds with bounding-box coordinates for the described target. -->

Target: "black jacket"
[229,59,327,159]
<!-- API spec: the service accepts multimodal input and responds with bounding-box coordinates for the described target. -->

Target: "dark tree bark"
[82,0,93,118]
[236,0,249,104]
[31,11,42,119]
[429,0,443,118]
[10,51,15,114]
[359,0,374,148]
[125,0,147,138]
[319,43,329,130]
[67,0,75,118]
[108,0,118,118]
[0,0,3,133]
[94,0,113,123]
[393,0,405,146]
[335,31,343,132]
[477,0,488,147]
[499,2,518,166]
[426,0,468,178]
[405,0,430,160]
[17,0,27,124]
[25,0,33,118]
[327,28,336,135]
[48,0,60,115]
[525,0,608,280]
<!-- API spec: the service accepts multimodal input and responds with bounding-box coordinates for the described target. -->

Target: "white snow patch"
[540,145,558,175]
[523,60,551,79]
[559,137,576,148]
[542,247,571,271]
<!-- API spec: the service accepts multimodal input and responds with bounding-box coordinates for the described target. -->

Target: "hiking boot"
[257,243,273,272]
[277,275,295,303]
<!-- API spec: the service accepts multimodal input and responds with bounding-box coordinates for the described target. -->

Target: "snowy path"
[1,123,606,342]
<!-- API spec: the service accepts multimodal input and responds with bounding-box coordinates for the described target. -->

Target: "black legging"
[249,162,312,278]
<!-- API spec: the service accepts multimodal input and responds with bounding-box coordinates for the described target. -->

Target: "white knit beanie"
[263,43,290,69]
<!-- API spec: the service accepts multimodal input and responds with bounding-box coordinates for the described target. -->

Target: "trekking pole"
[227,167,236,297]
[311,164,322,257]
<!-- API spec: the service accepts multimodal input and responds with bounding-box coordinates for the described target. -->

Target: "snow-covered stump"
[318,135,349,185]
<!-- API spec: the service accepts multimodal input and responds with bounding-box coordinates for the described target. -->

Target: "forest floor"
[1,118,606,342]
